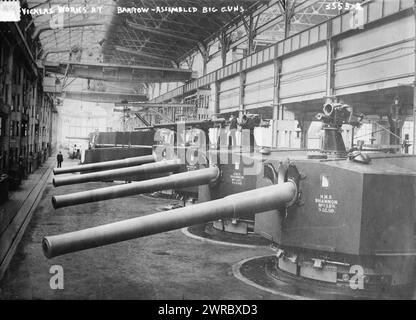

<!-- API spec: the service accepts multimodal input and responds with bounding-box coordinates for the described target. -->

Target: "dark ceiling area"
[103,0,266,67]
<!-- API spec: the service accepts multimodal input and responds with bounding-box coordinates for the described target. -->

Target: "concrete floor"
[0,158,280,300]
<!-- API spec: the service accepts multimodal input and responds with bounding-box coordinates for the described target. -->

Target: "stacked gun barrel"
[44,149,299,258]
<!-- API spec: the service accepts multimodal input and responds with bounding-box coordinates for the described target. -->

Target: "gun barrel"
[52,167,220,209]
[53,154,156,175]
[43,181,297,258]
[53,160,182,187]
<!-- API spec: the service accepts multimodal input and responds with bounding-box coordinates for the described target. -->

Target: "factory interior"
[0,0,416,301]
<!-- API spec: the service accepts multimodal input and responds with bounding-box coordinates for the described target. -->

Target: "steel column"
[239,71,246,116]
[325,22,335,102]
[272,59,282,148]
[413,0,416,154]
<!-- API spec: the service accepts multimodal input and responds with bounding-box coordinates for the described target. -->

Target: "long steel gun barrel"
[43,181,298,258]
[53,154,156,175]
[53,159,182,187]
[52,167,220,209]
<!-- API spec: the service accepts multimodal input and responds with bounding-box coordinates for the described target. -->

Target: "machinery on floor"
[43,103,416,298]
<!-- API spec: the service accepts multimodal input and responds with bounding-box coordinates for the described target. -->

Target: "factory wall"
[148,0,415,152]
[57,100,112,150]
[0,28,55,185]
[0,18,57,272]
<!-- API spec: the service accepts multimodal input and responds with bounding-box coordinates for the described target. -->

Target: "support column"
[198,43,209,76]
[413,0,416,154]
[213,81,220,116]
[171,97,181,122]
[299,119,311,149]
[219,31,231,67]
[239,72,246,117]
[5,45,15,171]
[277,0,296,38]
[325,27,335,103]
[387,97,401,146]
[242,14,258,56]
[414,89,416,154]
[272,59,282,148]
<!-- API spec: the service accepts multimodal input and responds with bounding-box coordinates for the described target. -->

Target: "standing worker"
[28,152,33,174]
[57,151,63,168]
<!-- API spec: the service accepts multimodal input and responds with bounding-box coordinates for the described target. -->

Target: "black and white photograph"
[0,0,415,305]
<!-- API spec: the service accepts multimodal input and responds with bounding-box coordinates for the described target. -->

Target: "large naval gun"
[51,118,226,201]
[83,119,225,165]
[43,103,416,297]
[74,119,226,188]
[52,115,264,232]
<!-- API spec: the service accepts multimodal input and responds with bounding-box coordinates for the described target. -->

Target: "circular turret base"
[184,223,270,247]
[233,255,414,300]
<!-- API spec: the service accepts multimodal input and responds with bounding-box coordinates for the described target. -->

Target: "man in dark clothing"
[57,151,63,168]
[28,152,33,174]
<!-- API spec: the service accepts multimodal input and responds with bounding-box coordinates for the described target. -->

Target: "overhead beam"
[116,40,186,60]
[62,91,148,103]
[114,46,176,65]
[32,21,105,40]
[115,102,195,108]
[41,47,72,59]
[120,38,192,50]
[126,20,200,43]
[136,15,217,34]
[42,60,194,83]
[134,113,152,127]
